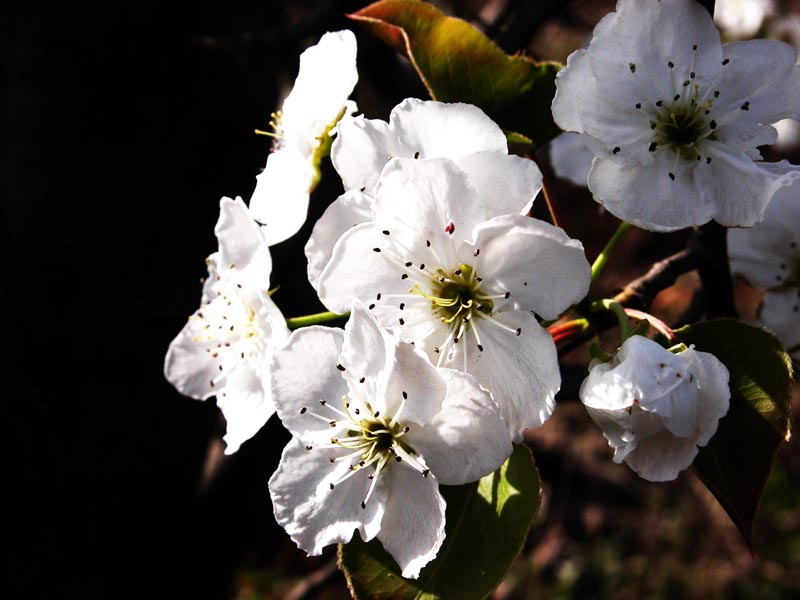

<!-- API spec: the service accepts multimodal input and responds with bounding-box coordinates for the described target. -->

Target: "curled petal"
[376,465,446,579]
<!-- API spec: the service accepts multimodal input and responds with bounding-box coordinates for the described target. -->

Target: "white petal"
[759,288,800,353]
[551,49,593,133]
[712,40,800,131]
[548,132,595,187]
[372,158,485,267]
[338,300,388,387]
[462,311,560,440]
[216,196,272,276]
[217,365,273,455]
[376,465,446,579]
[469,215,591,320]
[280,30,358,158]
[728,176,800,288]
[715,0,774,38]
[163,312,232,400]
[679,348,731,447]
[696,142,800,228]
[378,331,447,427]
[248,149,315,246]
[269,438,385,556]
[331,114,397,192]
[305,189,373,288]
[584,405,635,459]
[622,420,700,482]
[587,0,722,103]
[387,98,507,160]
[552,49,656,164]
[406,368,512,485]
[270,326,349,441]
[456,151,543,216]
[316,223,408,314]
[332,98,507,193]
[589,152,713,232]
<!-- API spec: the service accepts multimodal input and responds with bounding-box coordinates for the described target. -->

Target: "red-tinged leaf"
[676,318,793,546]
[349,0,561,147]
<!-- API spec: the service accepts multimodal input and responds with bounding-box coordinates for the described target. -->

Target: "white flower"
[714,0,774,40]
[548,132,595,187]
[551,0,800,232]
[314,157,591,440]
[729,177,800,358]
[268,301,512,579]
[164,197,290,454]
[580,335,730,482]
[249,30,358,246]
[305,98,543,287]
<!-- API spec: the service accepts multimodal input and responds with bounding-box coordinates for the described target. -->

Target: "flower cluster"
[164,30,592,575]
[164,0,800,583]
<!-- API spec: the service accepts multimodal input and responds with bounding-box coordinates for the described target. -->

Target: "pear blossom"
[305,98,543,287]
[714,0,774,40]
[164,197,290,454]
[548,132,594,187]
[249,30,358,246]
[773,118,800,153]
[551,0,800,232]
[268,301,512,579]
[314,157,591,440]
[580,335,730,482]
[729,177,800,358]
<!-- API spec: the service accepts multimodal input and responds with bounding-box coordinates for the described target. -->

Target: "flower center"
[413,264,494,325]
[303,391,430,509]
[651,84,716,159]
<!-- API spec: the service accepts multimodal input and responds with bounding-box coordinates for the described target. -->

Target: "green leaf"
[338,443,541,600]
[675,318,793,546]
[348,0,561,147]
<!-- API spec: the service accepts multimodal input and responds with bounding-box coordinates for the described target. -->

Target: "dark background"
[5,1,799,599]
[3,1,426,597]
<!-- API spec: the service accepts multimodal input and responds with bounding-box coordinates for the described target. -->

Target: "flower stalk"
[591,221,631,283]
[286,311,349,329]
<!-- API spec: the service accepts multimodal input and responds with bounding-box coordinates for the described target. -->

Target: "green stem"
[286,311,349,330]
[597,299,631,340]
[591,221,631,283]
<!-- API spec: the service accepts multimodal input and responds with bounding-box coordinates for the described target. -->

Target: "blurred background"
[4,1,799,598]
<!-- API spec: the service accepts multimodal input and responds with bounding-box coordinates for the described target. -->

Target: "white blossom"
[729,177,800,358]
[164,197,290,454]
[305,98,543,287]
[580,335,730,482]
[249,30,358,246]
[714,0,774,40]
[268,301,512,579]
[551,0,800,232]
[315,157,591,440]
